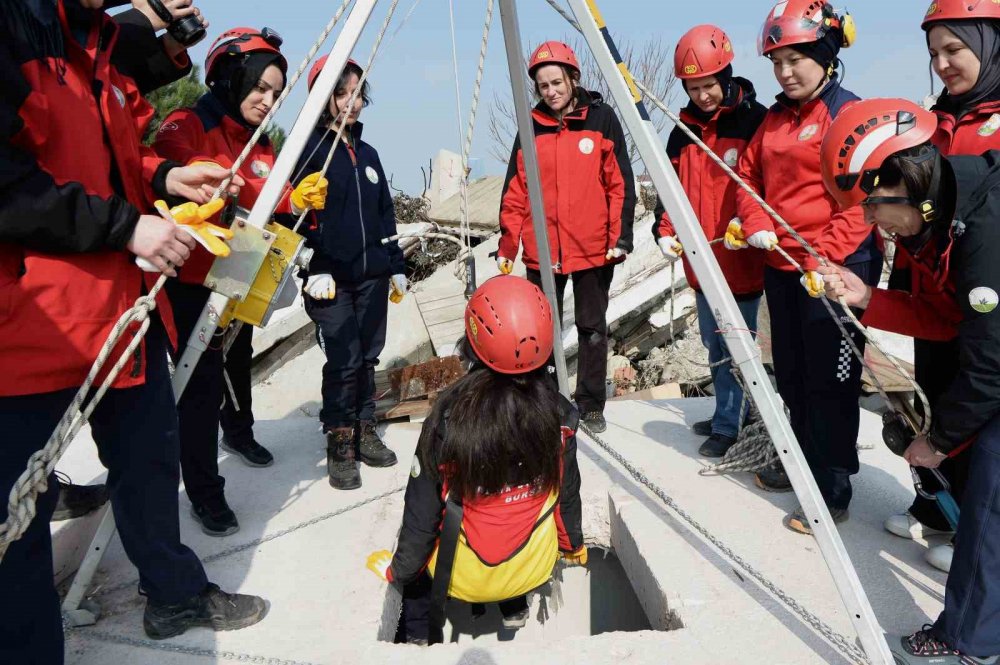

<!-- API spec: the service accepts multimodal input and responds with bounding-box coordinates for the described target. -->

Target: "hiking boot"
[502,607,531,629]
[357,420,397,468]
[889,625,999,664]
[190,499,239,537]
[698,433,736,458]
[884,511,953,540]
[221,437,274,468]
[754,463,793,493]
[52,476,109,521]
[143,583,268,640]
[691,419,713,436]
[581,411,607,433]
[785,505,849,535]
[326,428,362,490]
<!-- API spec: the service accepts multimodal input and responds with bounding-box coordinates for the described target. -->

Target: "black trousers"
[305,277,389,429]
[167,280,227,508]
[527,264,615,414]
[765,256,880,510]
[0,321,208,664]
[219,320,256,446]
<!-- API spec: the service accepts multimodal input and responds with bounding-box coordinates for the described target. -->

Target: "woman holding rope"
[154,27,329,535]
[293,56,405,491]
[498,41,636,434]
[732,0,880,534]
[879,0,1000,573]
[819,96,1000,665]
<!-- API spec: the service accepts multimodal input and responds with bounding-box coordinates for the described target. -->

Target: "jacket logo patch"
[366,166,380,184]
[578,138,595,155]
[969,287,999,314]
[798,124,819,141]
[159,121,179,133]
[410,455,421,478]
[112,85,126,109]
[251,160,271,178]
[978,114,1000,138]
[723,148,739,167]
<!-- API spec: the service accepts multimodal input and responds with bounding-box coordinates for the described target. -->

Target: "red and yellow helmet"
[465,276,554,375]
[820,98,939,210]
[674,24,735,80]
[205,27,286,81]
[922,0,1000,29]
[528,41,580,78]
[758,0,856,57]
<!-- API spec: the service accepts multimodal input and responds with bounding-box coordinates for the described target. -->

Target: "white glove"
[605,247,626,261]
[305,273,336,300]
[389,274,408,303]
[497,256,514,275]
[657,236,683,259]
[747,230,779,251]
[800,270,825,298]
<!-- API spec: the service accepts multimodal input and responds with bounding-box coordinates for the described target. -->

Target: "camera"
[148,0,206,48]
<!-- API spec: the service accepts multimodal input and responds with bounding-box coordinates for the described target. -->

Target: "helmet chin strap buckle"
[918,200,937,223]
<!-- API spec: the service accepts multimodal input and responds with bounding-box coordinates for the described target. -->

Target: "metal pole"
[171,0,381,400]
[498,0,570,397]
[563,0,892,662]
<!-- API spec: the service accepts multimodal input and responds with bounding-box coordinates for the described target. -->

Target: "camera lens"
[169,15,206,48]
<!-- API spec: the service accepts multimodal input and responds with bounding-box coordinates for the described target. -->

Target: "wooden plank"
[863,345,916,394]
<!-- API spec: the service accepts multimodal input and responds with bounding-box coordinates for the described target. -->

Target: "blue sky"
[165,0,936,194]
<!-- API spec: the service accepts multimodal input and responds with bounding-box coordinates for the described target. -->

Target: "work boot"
[357,420,398,468]
[581,411,607,433]
[754,462,793,493]
[52,475,109,521]
[698,433,736,458]
[889,626,999,664]
[221,436,274,468]
[502,607,531,629]
[143,583,268,640]
[784,505,849,535]
[190,497,239,537]
[691,419,713,436]
[326,428,362,490]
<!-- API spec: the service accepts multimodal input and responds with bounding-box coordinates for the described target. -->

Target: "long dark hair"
[418,341,563,501]
[318,61,372,128]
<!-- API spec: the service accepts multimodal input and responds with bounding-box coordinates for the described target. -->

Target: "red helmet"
[205,27,286,81]
[528,41,580,78]
[674,24,735,79]
[464,276,554,375]
[307,56,363,92]
[820,98,938,210]
[758,0,855,57]
[922,0,1000,29]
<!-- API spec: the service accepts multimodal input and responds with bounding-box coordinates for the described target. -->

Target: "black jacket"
[930,151,1000,453]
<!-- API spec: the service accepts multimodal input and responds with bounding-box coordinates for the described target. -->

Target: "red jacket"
[932,97,1000,156]
[653,78,768,297]
[0,1,177,397]
[737,78,876,272]
[153,93,294,285]
[499,90,636,275]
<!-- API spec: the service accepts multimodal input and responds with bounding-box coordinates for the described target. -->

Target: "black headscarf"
[207,51,286,128]
[790,28,842,73]
[927,20,1000,116]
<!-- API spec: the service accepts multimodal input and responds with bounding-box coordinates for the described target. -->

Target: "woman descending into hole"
[365,276,586,645]
[652,24,768,459]
[292,57,406,491]
[497,41,636,435]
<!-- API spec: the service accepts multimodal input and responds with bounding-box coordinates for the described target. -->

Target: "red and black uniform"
[112,7,193,96]
[736,77,881,510]
[653,77,768,298]
[0,3,208,661]
[933,96,1000,156]
[499,89,636,417]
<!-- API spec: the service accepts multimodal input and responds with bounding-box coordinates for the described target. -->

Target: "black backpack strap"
[428,494,463,645]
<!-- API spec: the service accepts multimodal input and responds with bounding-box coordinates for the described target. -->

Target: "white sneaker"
[926,543,953,573]
[884,512,954,540]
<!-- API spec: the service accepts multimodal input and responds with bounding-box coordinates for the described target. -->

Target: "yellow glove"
[154,199,233,257]
[800,270,825,298]
[723,218,748,250]
[366,549,392,581]
[389,274,408,304]
[291,172,329,213]
[562,546,588,567]
[497,256,514,275]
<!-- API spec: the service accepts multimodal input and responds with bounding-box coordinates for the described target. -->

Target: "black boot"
[326,428,362,490]
[754,462,793,493]
[143,583,268,640]
[358,420,397,468]
[52,475,109,521]
[221,436,274,468]
[190,496,239,537]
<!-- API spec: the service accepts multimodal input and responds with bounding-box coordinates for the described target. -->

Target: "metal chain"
[577,424,870,665]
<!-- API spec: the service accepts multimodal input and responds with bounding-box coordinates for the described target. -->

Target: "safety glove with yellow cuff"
[389,274,408,304]
[137,198,233,272]
[305,274,336,300]
[496,256,514,275]
[605,247,627,261]
[657,236,683,260]
[800,270,825,298]
[562,546,588,567]
[291,172,329,215]
[746,230,778,251]
[366,549,393,581]
[724,218,748,250]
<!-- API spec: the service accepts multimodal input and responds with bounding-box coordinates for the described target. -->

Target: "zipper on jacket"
[346,139,368,277]
[554,118,565,271]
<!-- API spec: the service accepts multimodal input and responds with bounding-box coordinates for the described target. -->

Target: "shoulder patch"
[578,137,595,155]
[723,148,739,167]
[365,166,380,184]
[410,455,421,478]
[978,114,1000,138]
[251,160,271,178]
[969,287,999,314]
[158,121,179,134]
